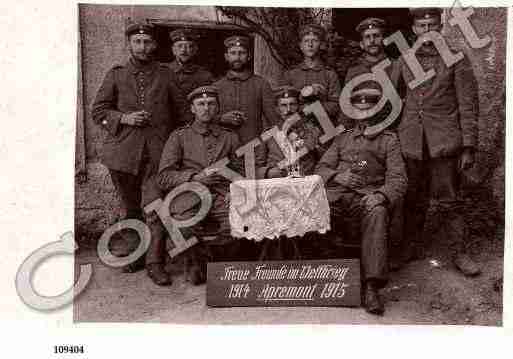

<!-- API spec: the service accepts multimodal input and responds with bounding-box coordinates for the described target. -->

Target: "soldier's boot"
[364,281,385,316]
[145,218,172,286]
[445,214,481,277]
[186,244,209,285]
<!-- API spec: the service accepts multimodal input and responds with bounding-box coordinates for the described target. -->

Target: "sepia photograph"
[72,4,505,325]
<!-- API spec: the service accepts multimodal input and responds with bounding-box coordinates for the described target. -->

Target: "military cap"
[356,17,386,34]
[350,88,382,105]
[410,7,443,20]
[274,85,300,100]
[187,85,219,102]
[224,35,250,50]
[298,23,326,41]
[125,22,155,38]
[170,28,198,43]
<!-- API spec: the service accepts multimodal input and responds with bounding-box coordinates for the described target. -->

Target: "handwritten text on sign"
[207,259,360,307]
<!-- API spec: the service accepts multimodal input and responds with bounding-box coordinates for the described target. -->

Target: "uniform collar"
[299,59,325,71]
[226,70,252,81]
[190,121,221,137]
[170,60,200,74]
[351,124,366,138]
[127,58,158,75]
[359,53,386,67]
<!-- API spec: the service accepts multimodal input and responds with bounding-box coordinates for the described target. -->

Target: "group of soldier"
[92,7,480,316]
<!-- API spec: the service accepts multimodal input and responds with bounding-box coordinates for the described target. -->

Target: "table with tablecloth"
[229,175,331,258]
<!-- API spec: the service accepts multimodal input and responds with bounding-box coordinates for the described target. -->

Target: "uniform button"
[419,110,424,115]
[102,120,107,125]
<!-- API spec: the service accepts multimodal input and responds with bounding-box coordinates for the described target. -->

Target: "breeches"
[330,192,389,287]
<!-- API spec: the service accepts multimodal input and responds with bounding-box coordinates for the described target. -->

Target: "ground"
[73,212,503,325]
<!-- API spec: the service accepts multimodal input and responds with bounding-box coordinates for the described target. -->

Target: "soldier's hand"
[360,193,386,211]
[220,110,246,128]
[459,148,475,171]
[121,111,150,127]
[334,170,365,189]
[267,167,285,179]
[310,83,327,96]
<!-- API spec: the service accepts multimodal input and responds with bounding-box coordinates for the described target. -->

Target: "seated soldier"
[315,87,407,315]
[262,85,322,179]
[156,85,241,285]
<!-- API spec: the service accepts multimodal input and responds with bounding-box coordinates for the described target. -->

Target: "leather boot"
[445,213,481,277]
[364,282,385,315]
[147,263,173,286]
[453,253,481,277]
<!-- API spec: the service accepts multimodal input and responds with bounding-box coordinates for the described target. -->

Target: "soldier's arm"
[322,69,342,118]
[157,131,197,191]
[454,55,479,150]
[315,136,340,184]
[261,79,283,129]
[167,70,186,127]
[375,133,407,207]
[91,67,123,136]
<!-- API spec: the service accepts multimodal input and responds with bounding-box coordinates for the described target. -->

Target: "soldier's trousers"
[330,192,389,288]
[404,154,465,257]
[171,194,248,262]
[108,149,165,265]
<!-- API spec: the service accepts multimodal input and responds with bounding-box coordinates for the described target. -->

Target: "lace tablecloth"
[229,175,331,241]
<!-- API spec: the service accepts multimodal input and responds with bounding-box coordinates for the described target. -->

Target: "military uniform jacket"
[397,46,479,160]
[345,55,403,94]
[315,126,407,206]
[157,122,241,214]
[214,70,281,145]
[280,60,342,118]
[264,117,322,176]
[92,59,180,175]
[344,55,405,128]
[168,61,214,124]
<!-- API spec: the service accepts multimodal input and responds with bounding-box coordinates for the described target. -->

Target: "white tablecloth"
[229,175,331,241]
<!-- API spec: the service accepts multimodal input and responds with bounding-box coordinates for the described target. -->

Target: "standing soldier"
[399,8,481,276]
[92,22,178,285]
[168,28,214,124]
[315,86,407,315]
[214,35,281,146]
[280,24,342,123]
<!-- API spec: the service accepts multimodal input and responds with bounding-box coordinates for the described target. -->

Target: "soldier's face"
[300,33,321,58]
[412,17,442,38]
[191,96,219,123]
[225,46,250,71]
[277,97,299,120]
[128,34,156,62]
[360,28,384,56]
[172,40,197,64]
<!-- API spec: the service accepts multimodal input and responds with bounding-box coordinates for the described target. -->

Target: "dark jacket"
[280,60,341,118]
[157,122,240,214]
[91,59,180,175]
[214,70,282,144]
[168,60,214,124]
[397,47,479,159]
[315,126,407,206]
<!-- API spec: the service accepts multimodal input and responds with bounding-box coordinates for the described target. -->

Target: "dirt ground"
[73,221,503,325]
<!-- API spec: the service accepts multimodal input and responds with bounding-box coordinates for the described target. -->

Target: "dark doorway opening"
[150,21,254,80]
[332,8,413,58]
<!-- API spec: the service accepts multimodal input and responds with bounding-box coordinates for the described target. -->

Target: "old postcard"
[1,0,511,358]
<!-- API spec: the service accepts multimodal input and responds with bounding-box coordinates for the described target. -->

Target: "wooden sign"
[207,259,360,307]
